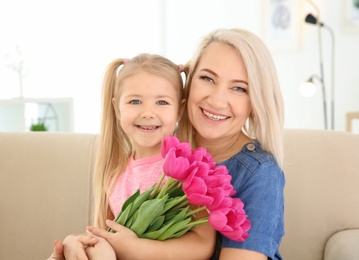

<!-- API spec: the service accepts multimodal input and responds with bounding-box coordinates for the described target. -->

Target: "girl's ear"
[112,98,121,120]
[177,99,186,121]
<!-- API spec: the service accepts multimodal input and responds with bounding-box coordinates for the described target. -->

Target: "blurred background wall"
[0,0,358,133]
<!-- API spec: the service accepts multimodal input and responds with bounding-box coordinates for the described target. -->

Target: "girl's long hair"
[93,54,184,228]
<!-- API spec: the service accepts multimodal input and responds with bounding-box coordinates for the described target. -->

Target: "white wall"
[1,0,358,133]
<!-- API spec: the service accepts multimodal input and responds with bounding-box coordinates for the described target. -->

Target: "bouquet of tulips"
[109,136,251,242]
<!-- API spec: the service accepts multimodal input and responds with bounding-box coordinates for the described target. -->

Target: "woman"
[177,28,285,259]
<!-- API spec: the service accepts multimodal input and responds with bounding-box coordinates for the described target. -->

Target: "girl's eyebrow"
[199,68,249,86]
[124,94,176,100]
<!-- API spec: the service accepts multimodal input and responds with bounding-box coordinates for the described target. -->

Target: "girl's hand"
[62,233,98,260]
[86,220,138,259]
[47,240,65,260]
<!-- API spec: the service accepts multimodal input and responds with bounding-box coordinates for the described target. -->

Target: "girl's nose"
[141,106,155,118]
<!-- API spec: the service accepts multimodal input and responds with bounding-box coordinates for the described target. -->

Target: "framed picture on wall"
[342,0,359,32]
[262,0,302,52]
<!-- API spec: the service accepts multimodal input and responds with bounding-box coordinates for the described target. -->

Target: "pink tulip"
[181,162,214,206]
[205,166,236,197]
[205,188,232,211]
[183,173,214,205]
[162,148,191,181]
[208,198,251,242]
[161,136,180,158]
[191,147,214,166]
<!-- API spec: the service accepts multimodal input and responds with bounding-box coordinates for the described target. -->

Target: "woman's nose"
[206,87,228,109]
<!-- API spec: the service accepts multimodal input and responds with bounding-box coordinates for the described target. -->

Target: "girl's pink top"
[109,153,164,217]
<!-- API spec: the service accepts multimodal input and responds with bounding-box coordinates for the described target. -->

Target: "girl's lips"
[136,125,160,130]
[201,108,230,121]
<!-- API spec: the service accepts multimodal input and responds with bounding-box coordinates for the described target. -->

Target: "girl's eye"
[157,100,169,105]
[200,75,214,83]
[129,100,141,104]
[233,86,248,95]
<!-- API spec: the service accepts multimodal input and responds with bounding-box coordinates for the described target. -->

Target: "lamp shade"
[305,13,324,26]
[305,13,317,24]
[299,80,317,97]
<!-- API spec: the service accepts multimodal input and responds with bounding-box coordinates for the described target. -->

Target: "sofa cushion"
[0,132,98,260]
[324,229,359,259]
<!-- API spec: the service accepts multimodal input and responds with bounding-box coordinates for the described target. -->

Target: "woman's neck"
[196,132,253,163]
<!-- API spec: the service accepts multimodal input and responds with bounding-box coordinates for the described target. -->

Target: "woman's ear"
[112,98,121,120]
[177,99,186,121]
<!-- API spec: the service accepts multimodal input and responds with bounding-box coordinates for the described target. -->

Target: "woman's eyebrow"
[200,68,248,85]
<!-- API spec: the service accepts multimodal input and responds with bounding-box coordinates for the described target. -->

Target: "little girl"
[49,53,216,259]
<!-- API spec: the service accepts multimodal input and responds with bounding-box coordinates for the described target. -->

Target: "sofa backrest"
[0,132,98,260]
[280,129,359,259]
[1,130,359,260]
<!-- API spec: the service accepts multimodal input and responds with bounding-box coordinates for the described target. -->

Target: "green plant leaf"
[129,185,154,217]
[142,220,175,240]
[146,215,165,233]
[130,198,165,236]
[156,217,192,240]
[168,226,193,239]
[121,189,140,212]
[161,196,182,214]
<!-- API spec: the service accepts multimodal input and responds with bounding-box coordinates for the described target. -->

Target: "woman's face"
[188,42,252,142]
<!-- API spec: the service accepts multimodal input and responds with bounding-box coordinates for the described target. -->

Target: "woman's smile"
[201,108,230,121]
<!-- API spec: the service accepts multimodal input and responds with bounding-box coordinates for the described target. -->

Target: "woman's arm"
[219,248,267,260]
[87,219,216,260]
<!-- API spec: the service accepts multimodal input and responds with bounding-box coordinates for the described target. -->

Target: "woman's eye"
[200,75,214,83]
[233,86,247,94]
[129,100,141,104]
[157,100,169,105]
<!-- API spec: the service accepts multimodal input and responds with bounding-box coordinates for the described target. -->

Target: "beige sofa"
[1,129,359,260]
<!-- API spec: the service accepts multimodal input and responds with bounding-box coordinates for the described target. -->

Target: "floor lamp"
[304,13,335,130]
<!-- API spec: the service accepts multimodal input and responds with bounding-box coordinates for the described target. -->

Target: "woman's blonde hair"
[178,28,284,168]
[93,53,184,228]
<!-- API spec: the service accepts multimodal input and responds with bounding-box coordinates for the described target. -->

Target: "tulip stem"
[151,173,166,199]
[157,177,177,199]
[184,217,209,229]
[185,206,207,218]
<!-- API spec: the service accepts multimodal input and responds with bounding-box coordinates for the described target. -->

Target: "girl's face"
[114,71,184,158]
[188,42,252,143]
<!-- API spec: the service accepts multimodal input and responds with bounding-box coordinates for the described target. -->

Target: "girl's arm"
[87,218,216,260]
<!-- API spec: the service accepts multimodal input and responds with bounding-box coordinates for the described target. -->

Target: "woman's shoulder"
[222,140,284,180]
[233,140,276,165]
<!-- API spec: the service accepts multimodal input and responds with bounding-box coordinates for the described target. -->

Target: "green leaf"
[116,202,133,225]
[168,226,193,239]
[121,189,140,212]
[146,215,165,232]
[109,203,133,232]
[125,208,139,227]
[141,220,175,240]
[164,207,189,222]
[156,217,192,240]
[170,207,189,223]
[161,196,182,214]
[167,184,185,198]
[130,198,165,236]
[129,185,155,217]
